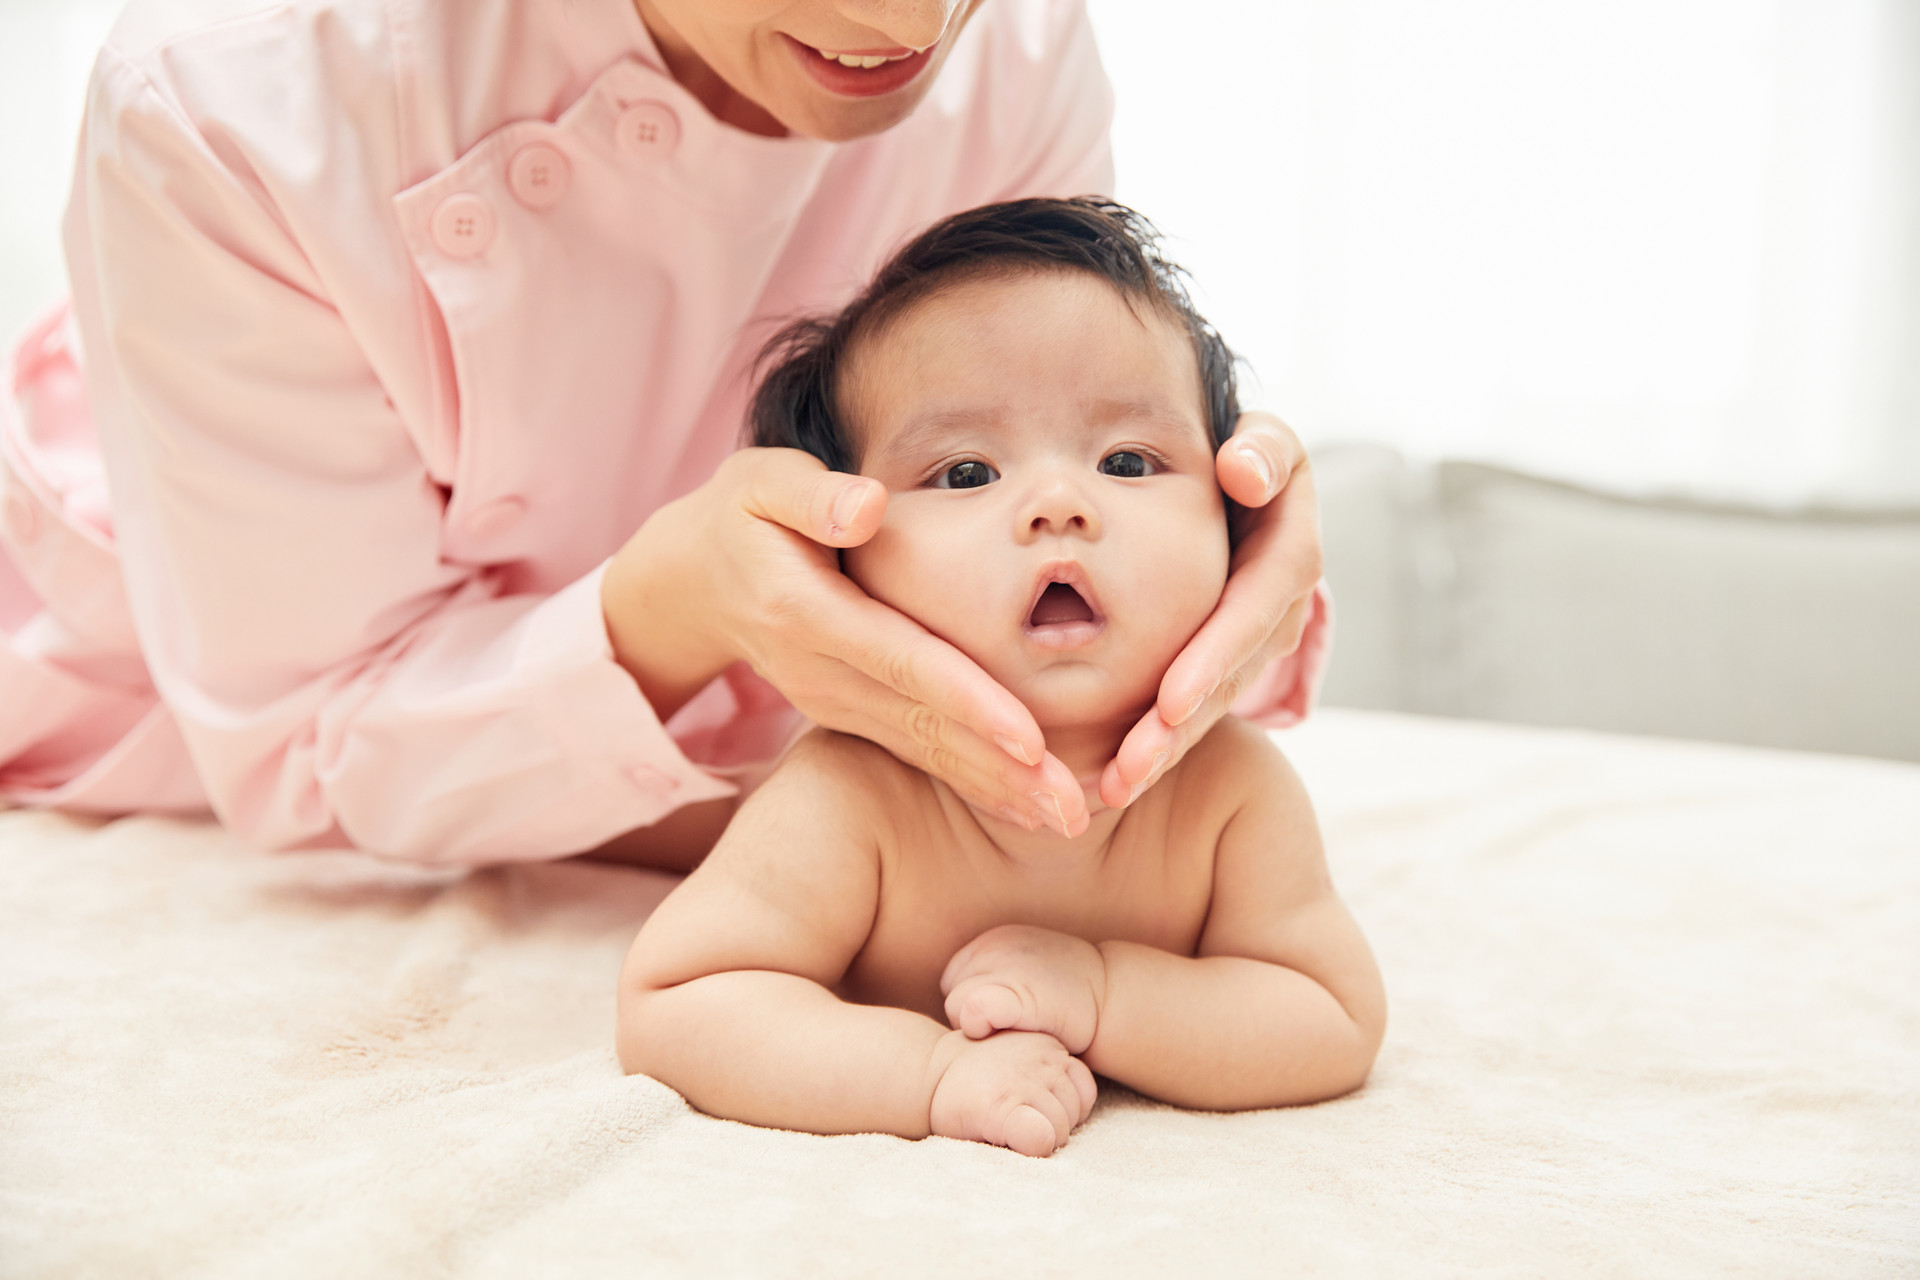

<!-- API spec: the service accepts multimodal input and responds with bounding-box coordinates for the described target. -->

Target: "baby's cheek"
[1139,513,1229,644]
[844,520,1003,656]
[840,527,924,620]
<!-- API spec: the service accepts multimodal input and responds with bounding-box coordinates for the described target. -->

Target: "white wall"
[0,0,120,343]
[3,0,1915,507]
[1090,0,1920,507]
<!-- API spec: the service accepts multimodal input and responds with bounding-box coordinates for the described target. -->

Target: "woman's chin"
[763,68,938,142]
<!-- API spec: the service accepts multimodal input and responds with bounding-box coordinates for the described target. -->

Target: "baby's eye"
[936,460,999,489]
[1100,451,1152,478]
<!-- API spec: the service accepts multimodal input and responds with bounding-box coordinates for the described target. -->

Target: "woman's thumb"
[744,449,885,546]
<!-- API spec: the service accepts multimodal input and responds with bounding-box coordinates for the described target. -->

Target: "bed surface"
[3,710,1916,1277]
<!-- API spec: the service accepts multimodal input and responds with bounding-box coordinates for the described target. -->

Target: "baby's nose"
[1029,509,1087,535]
[1019,474,1101,540]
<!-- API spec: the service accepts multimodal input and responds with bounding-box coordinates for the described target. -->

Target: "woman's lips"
[786,34,934,99]
[1023,564,1106,651]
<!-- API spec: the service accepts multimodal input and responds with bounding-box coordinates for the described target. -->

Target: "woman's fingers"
[829,586,1045,766]
[1094,413,1324,809]
[788,632,1080,833]
[1098,581,1320,809]
[678,447,1099,834]
[610,445,1085,826]
[834,668,1086,835]
[1097,701,1199,810]
[1215,410,1301,508]
[733,446,888,548]
[1155,417,1323,730]
[721,454,1067,817]
[791,586,1088,832]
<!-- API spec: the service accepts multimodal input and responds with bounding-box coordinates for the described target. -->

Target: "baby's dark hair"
[749,197,1239,473]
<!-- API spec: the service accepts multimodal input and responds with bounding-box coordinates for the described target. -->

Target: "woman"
[0,0,1327,867]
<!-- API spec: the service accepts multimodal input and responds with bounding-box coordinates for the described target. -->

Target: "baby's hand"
[928,1030,1097,1157]
[940,924,1106,1054]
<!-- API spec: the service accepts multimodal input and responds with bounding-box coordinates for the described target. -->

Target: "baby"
[617,198,1384,1157]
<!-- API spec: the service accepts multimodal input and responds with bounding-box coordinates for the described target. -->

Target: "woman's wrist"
[601,506,734,720]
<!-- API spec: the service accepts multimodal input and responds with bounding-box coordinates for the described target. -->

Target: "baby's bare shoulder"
[1150,718,1323,893]
[730,728,935,859]
[1166,716,1304,811]
[772,729,925,805]
[709,730,893,865]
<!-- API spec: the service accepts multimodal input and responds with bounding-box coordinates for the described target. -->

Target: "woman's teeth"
[815,48,917,69]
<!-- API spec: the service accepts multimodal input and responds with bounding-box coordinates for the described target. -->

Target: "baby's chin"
[995,663,1162,739]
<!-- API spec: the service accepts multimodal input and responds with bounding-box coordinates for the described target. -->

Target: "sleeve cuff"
[517,560,741,846]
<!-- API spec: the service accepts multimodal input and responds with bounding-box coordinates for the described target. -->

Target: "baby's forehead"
[842,267,1209,446]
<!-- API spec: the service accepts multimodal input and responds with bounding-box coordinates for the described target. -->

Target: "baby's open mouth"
[1023,567,1106,650]
[1029,582,1096,627]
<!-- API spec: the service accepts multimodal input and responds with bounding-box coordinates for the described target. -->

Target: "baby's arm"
[945,726,1385,1110]
[617,734,1094,1154]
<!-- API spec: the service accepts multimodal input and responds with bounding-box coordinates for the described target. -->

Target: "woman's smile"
[785,35,936,99]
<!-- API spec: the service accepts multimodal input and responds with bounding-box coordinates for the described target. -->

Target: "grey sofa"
[1315,444,1920,763]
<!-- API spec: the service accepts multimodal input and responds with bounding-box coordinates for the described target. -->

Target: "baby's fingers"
[1047,1060,1093,1134]
[945,980,1027,1040]
[1067,1056,1098,1123]
[1001,1104,1060,1158]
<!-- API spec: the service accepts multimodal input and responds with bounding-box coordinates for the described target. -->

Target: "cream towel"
[2,710,1916,1277]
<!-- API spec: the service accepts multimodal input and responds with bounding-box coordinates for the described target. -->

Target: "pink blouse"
[0,0,1328,864]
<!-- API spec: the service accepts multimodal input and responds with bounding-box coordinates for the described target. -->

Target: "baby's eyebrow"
[1086,396,1210,441]
[870,396,1206,469]
[874,408,1004,466]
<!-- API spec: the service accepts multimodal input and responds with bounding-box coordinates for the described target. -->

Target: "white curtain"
[0,0,121,342]
[1093,0,1920,505]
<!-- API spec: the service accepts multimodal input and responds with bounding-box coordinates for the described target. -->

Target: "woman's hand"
[602,447,1089,836]
[1096,411,1324,810]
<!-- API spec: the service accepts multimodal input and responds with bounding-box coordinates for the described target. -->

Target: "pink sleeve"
[1228,581,1334,729]
[65,52,743,865]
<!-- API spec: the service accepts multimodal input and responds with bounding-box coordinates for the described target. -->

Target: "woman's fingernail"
[1181,692,1206,724]
[830,484,866,537]
[1032,790,1069,834]
[1127,750,1172,805]
[994,734,1038,767]
[1237,442,1275,498]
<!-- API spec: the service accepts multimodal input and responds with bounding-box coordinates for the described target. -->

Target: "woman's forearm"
[1085,942,1381,1110]
[618,970,953,1138]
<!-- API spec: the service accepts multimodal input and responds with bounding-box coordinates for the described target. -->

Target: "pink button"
[3,490,38,544]
[464,496,525,540]
[507,142,571,210]
[616,101,681,160]
[430,193,495,259]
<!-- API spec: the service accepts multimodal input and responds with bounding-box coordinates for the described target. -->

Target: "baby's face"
[840,270,1230,731]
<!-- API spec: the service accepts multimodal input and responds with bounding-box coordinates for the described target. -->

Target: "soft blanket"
[3,710,1916,1277]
